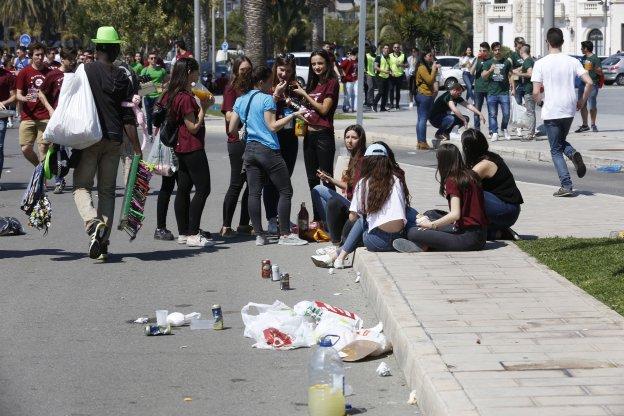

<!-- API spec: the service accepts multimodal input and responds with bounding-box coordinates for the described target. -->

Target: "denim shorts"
[577,84,599,110]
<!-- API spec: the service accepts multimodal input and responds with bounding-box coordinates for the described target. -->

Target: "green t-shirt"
[581,54,601,84]
[130,62,143,74]
[140,66,167,98]
[482,58,512,96]
[473,58,489,93]
[430,91,465,120]
[510,51,524,69]
[521,57,534,96]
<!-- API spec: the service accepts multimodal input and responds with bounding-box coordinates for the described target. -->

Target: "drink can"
[144,324,172,336]
[212,304,224,330]
[261,259,272,279]
[271,264,281,281]
[280,273,290,290]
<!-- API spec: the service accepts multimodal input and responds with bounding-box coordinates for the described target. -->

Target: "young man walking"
[513,44,536,140]
[471,42,490,131]
[372,44,391,112]
[0,57,16,191]
[575,40,602,133]
[532,28,592,197]
[481,42,514,142]
[140,51,166,141]
[509,37,525,106]
[75,26,142,260]
[388,43,407,110]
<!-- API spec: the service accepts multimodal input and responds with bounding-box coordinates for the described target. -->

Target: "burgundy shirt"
[15,64,51,120]
[0,68,16,107]
[444,178,488,229]
[41,69,65,109]
[221,83,239,143]
[339,59,357,82]
[307,78,339,130]
[166,91,205,154]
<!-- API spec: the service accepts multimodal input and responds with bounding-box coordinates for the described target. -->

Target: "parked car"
[602,55,624,86]
[291,52,312,86]
[435,56,464,89]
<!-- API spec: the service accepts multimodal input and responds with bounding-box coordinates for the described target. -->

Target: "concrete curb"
[354,250,479,416]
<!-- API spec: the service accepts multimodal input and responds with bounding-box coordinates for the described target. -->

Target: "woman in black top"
[461,129,523,240]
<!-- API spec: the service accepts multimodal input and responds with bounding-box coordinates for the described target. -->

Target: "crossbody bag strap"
[243,91,262,124]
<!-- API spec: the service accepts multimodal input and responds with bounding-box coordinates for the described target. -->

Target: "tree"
[267,0,310,55]
[306,0,332,50]
[242,0,267,66]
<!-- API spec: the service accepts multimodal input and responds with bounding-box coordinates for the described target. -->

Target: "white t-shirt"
[349,175,406,231]
[459,56,474,72]
[531,52,587,120]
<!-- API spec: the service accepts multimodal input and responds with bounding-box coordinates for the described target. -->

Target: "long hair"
[271,54,296,88]
[376,141,411,207]
[231,56,253,84]
[436,143,480,197]
[461,128,492,168]
[233,65,272,94]
[341,124,367,187]
[306,49,336,92]
[417,48,434,73]
[166,57,199,108]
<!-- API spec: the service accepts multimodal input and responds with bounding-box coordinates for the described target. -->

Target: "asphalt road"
[0,129,420,416]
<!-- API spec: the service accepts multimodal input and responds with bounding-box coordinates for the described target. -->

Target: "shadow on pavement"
[0,182,28,191]
[483,241,509,250]
[0,247,227,262]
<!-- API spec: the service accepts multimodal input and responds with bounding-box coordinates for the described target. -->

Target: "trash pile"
[241,300,392,361]
[137,307,221,336]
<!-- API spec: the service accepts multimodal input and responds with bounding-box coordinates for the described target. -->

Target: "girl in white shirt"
[311,142,411,268]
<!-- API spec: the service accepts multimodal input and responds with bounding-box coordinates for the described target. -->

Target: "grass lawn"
[517,238,624,315]
[334,113,375,120]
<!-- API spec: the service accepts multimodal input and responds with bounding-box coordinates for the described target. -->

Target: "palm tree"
[242,0,267,66]
[306,0,331,50]
[267,0,309,55]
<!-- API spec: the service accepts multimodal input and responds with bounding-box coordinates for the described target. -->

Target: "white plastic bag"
[43,64,102,149]
[241,301,316,350]
[510,98,530,129]
[146,140,177,176]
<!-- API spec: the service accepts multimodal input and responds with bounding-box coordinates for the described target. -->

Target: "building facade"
[473,0,624,57]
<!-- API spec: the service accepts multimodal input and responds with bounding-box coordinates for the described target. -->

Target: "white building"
[473,0,624,57]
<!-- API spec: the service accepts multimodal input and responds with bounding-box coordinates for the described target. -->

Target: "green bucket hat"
[91,26,122,44]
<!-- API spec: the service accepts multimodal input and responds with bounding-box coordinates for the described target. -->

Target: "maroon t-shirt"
[307,78,339,130]
[47,61,61,71]
[41,69,65,110]
[0,68,16,106]
[444,178,488,229]
[166,91,205,154]
[221,83,239,143]
[15,64,51,121]
[339,59,357,82]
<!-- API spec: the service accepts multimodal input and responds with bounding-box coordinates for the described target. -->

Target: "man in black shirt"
[73,26,141,261]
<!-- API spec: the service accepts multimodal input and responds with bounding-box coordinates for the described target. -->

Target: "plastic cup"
[155,310,168,326]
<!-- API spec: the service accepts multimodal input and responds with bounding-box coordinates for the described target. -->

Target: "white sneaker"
[516,127,522,137]
[267,217,279,235]
[177,235,188,244]
[503,129,511,141]
[186,234,215,247]
[490,132,499,142]
[334,258,345,269]
[7,120,13,128]
[408,102,414,109]
[315,245,337,256]
[278,233,309,246]
[255,234,268,246]
[311,253,334,268]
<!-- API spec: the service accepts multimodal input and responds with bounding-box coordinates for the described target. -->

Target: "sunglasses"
[278,53,295,61]
[149,56,156,60]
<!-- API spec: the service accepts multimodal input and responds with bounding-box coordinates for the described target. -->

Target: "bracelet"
[431,222,438,230]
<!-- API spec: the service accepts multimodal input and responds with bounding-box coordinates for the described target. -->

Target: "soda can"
[212,304,224,330]
[261,259,272,279]
[271,264,281,281]
[144,324,172,336]
[280,273,290,290]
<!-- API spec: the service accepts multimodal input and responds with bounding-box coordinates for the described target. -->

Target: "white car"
[435,56,467,90]
[291,52,311,86]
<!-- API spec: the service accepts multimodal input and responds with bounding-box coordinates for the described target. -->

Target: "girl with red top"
[393,143,488,253]
[163,57,213,247]
[292,49,340,223]
[339,49,358,112]
[220,56,253,238]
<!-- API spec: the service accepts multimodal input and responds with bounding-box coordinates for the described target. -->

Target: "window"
[437,58,459,68]
[588,28,604,56]
[499,26,504,45]
[494,0,508,3]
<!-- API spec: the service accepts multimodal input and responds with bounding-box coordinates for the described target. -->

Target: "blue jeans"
[514,83,525,105]
[462,71,475,102]
[544,118,576,190]
[0,119,6,180]
[430,113,469,136]
[577,83,599,110]
[341,217,403,254]
[483,191,521,240]
[311,184,349,223]
[486,94,510,134]
[143,96,157,136]
[416,94,434,143]
[474,91,487,130]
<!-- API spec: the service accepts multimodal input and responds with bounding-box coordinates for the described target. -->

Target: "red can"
[261,259,272,279]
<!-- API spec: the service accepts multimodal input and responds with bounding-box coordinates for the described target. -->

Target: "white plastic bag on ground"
[510,98,530,129]
[241,301,316,350]
[339,322,393,361]
[294,300,363,352]
[43,64,102,149]
[146,140,178,176]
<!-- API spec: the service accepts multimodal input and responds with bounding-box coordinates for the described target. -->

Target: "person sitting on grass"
[311,142,411,269]
[429,82,486,142]
[393,142,487,253]
[461,128,523,240]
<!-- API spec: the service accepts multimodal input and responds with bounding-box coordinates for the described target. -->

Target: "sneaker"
[516,127,522,137]
[408,102,414,109]
[97,243,109,261]
[6,120,13,128]
[267,217,279,235]
[434,132,447,142]
[392,238,422,253]
[553,187,574,197]
[186,234,215,247]
[315,245,337,256]
[490,132,499,142]
[571,152,586,178]
[591,124,598,132]
[574,125,590,133]
[177,235,189,244]
[154,228,175,241]
[220,226,236,238]
[278,233,309,246]
[237,225,255,235]
[503,129,511,141]
[311,253,334,268]
[53,183,64,194]
[334,258,345,269]
[395,105,400,111]
[417,142,431,150]
[199,229,213,240]
[379,107,388,112]
[499,227,521,241]
[89,221,107,259]
[371,105,378,113]
[255,234,268,246]
[521,134,535,142]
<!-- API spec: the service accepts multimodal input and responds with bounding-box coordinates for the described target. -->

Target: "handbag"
[240,91,261,143]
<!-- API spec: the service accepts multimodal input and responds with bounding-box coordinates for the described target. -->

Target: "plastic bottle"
[308,335,345,416]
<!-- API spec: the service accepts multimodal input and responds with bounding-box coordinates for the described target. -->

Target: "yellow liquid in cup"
[192,88,213,101]
[308,384,345,416]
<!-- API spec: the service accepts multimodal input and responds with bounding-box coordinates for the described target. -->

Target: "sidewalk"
[354,163,624,416]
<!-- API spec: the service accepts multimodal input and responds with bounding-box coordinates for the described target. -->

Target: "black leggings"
[326,196,350,243]
[174,149,211,236]
[263,128,298,219]
[157,174,176,229]
[303,128,335,221]
[222,140,250,228]
[406,227,486,251]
